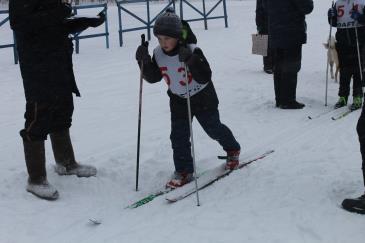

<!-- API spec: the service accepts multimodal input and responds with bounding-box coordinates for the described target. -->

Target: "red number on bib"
[337,5,345,17]
[160,66,171,86]
[177,67,193,86]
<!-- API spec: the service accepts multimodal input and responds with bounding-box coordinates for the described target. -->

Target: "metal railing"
[115,0,176,46]
[0,10,18,64]
[179,0,228,29]
[72,3,110,53]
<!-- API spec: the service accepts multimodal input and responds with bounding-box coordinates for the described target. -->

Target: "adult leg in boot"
[23,140,59,200]
[342,193,365,214]
[343,108,365,213]
[50,129,96,177]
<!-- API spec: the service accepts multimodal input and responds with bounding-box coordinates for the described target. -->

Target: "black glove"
[328,7,337,18]
[135,40,150,64]
[178,45,192,62]
[60,3,73,18]
[88,11,106,28]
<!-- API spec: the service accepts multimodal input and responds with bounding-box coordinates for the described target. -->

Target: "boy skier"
[328,0,365,110]
[135,9,241,188]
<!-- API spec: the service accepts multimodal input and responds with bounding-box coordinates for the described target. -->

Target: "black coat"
[263,0,313,49]
[9,0,98,102]
[256,0,268,34]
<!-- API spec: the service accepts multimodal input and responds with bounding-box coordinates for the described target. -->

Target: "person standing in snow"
[9,0,105,200]
[342,104,365,214]
[263,0,313,109]
[255,0,273,74]
[336,0,365,214]
[328,0,365,111]
[135,9,241,188]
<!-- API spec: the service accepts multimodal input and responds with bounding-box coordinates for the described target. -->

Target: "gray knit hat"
[153,8,182,39]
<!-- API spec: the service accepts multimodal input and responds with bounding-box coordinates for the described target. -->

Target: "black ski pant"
[273,45,302,105]
[20,94,74,141]
[356,104,365,188]
[337,44,363,98]
[170,108,240,173]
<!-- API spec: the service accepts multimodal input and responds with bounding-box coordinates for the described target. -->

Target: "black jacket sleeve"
[186,48,212,84]
[139,56,162,83]
[256,0,267,33]
[63,17,98,34]
[291,0,314,15]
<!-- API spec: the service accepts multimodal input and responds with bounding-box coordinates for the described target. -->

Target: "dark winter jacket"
[256,0,268,34]
[140,21,218,116]
[328,5,365,47]
[142,44,218,116]
[9,0,100,102]
[263,0,313,49]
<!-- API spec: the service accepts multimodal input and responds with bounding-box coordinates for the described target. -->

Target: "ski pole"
[325,1,335,106]
[136,34,146,191]
[355,25,364,94]
[182,60,200,207]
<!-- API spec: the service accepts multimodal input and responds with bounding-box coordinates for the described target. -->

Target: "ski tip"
[166,198,177,203]
[88,218,102,225]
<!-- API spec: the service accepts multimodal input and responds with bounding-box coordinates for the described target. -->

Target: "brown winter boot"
[50,129,97,177]
[23,140,59,200]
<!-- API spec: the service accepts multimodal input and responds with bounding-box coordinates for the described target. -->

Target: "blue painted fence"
[0,9,18,64]
[116,0,228,46]
[0,0,228,59]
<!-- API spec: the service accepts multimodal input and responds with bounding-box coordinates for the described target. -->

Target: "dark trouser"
[337,44,363,98]
[20,94,74,141]
[170,109,240,173]
[263,48,274,70]
[356,105,365,187]
[273,45,302,105]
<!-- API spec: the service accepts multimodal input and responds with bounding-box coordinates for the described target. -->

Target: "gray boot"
[50,129,97,177]
[23,140,59,200]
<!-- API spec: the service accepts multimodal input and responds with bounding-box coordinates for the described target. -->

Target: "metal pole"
[183,62,200,206]
[136,34,146,191]
[325,1,334,106]
[355,25,364,93]
[202,0,207,30]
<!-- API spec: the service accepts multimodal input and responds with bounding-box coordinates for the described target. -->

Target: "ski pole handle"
[141,34,145,45]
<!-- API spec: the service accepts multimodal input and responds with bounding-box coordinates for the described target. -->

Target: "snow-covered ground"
[1,0,365,242]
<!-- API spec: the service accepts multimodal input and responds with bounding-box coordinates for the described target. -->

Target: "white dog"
[323,36,340,82]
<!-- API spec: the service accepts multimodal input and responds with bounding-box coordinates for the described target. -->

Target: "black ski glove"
[178,45,192,62]
[88,11,106,28]
[60,3,73,19]
[135,40,150,64]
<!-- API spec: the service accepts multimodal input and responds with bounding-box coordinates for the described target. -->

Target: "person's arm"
[255,0,266,33]
[139,55,162,84]
[185,48,212,84]
[9,0,71,33]
[64,12,106,34]
[291,0,314,15]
